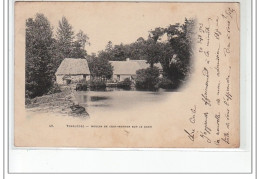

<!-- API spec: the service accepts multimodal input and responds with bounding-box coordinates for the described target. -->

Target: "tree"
[105,41,113,52]
[112,44,128,61]
[136,37,145,43]
[144,27,166,68]
[96,38,149,61]
[156,43,175,77]
[143,38,166,68]
[26,13,55,98]
[98,50,112,61]
[49,38,64,74]
[135,67,160,90]
[70,41,87,58]
[149,27,165,42]
[164,18,196,85]
[75,30,90,49]
[70,30,89,58]
[128,38,147,60]
[56,16,74,58]
[56,18,89,60]
[87,57,113,80]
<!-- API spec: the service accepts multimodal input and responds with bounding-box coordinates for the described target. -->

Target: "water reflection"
[91,104,111,107]
[74,89,172,115]
[90,96,110,102]
[76,93,88,104]
[83,95,87,103]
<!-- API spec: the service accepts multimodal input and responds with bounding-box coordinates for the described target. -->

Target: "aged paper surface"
[14,2,240,147]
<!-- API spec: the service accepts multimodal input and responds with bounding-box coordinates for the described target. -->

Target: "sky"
[16,2,195,54]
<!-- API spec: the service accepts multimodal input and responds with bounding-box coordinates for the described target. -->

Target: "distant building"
[55,58,91,85]
[110,58,162,82]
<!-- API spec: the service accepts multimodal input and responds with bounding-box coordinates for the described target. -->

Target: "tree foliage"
[135,67,160,90]
[94,18,195,89]
[92,18,195,89]
[143,39,162,68]
[76,30,90,49]
[87,56,113,80]
[105,41,113,52]
[25,13,195,98]
[117,78,132,90]
[164,18,196,85]
[26,13,55,98]
[56,17,89,60]
[97,38,148,62]
[26,14,90,99]
[56,16,74,58]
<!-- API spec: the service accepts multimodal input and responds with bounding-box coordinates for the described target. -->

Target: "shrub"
[89,79,106,90]
[117,78,132,90]
[76,83,88,91]
[79,78,87,84]
[75,79,88,91]
[157,77,175,89]
[47,82,61,95]
[25,97,31,105]
[135,67,160,90]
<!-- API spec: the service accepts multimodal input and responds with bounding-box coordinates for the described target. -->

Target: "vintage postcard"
[14,2,240,148]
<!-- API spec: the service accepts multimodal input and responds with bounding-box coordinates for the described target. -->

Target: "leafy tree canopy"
[26,13,55,98]
[26,14,90,99]
[87,56,113,80]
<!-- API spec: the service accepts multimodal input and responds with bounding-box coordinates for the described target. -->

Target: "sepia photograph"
[14,2,240,148]
[25,8,195,117]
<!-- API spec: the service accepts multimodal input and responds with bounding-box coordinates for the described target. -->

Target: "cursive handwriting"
[203,112,211,134]
[221,132,230,144]
[201,68,211,106]
[184,129,195,142]
[215,45,220,77]
[223,67,232,106]
[186,6,236,146]
[189,105,197,123]
[215,112,220,135]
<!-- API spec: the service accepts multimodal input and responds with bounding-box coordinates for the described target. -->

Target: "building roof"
[55,58,90,75]
[130,60,162,69]
[110,59,162,75]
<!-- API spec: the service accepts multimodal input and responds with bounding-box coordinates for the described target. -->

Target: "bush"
[25,90,32,105]
[75,79,88,91]
[79,78,87,84]
[25,97,31,105]
[76,83,88,91]
[89,79,106,90]
[157,77,175,89]
[135,67,160,90]
[47,82,61,95]
[117,78,132,90]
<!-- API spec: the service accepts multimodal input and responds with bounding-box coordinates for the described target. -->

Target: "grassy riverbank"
[26,87,89,117]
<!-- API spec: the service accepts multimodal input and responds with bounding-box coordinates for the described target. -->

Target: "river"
[74,89,173,116]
